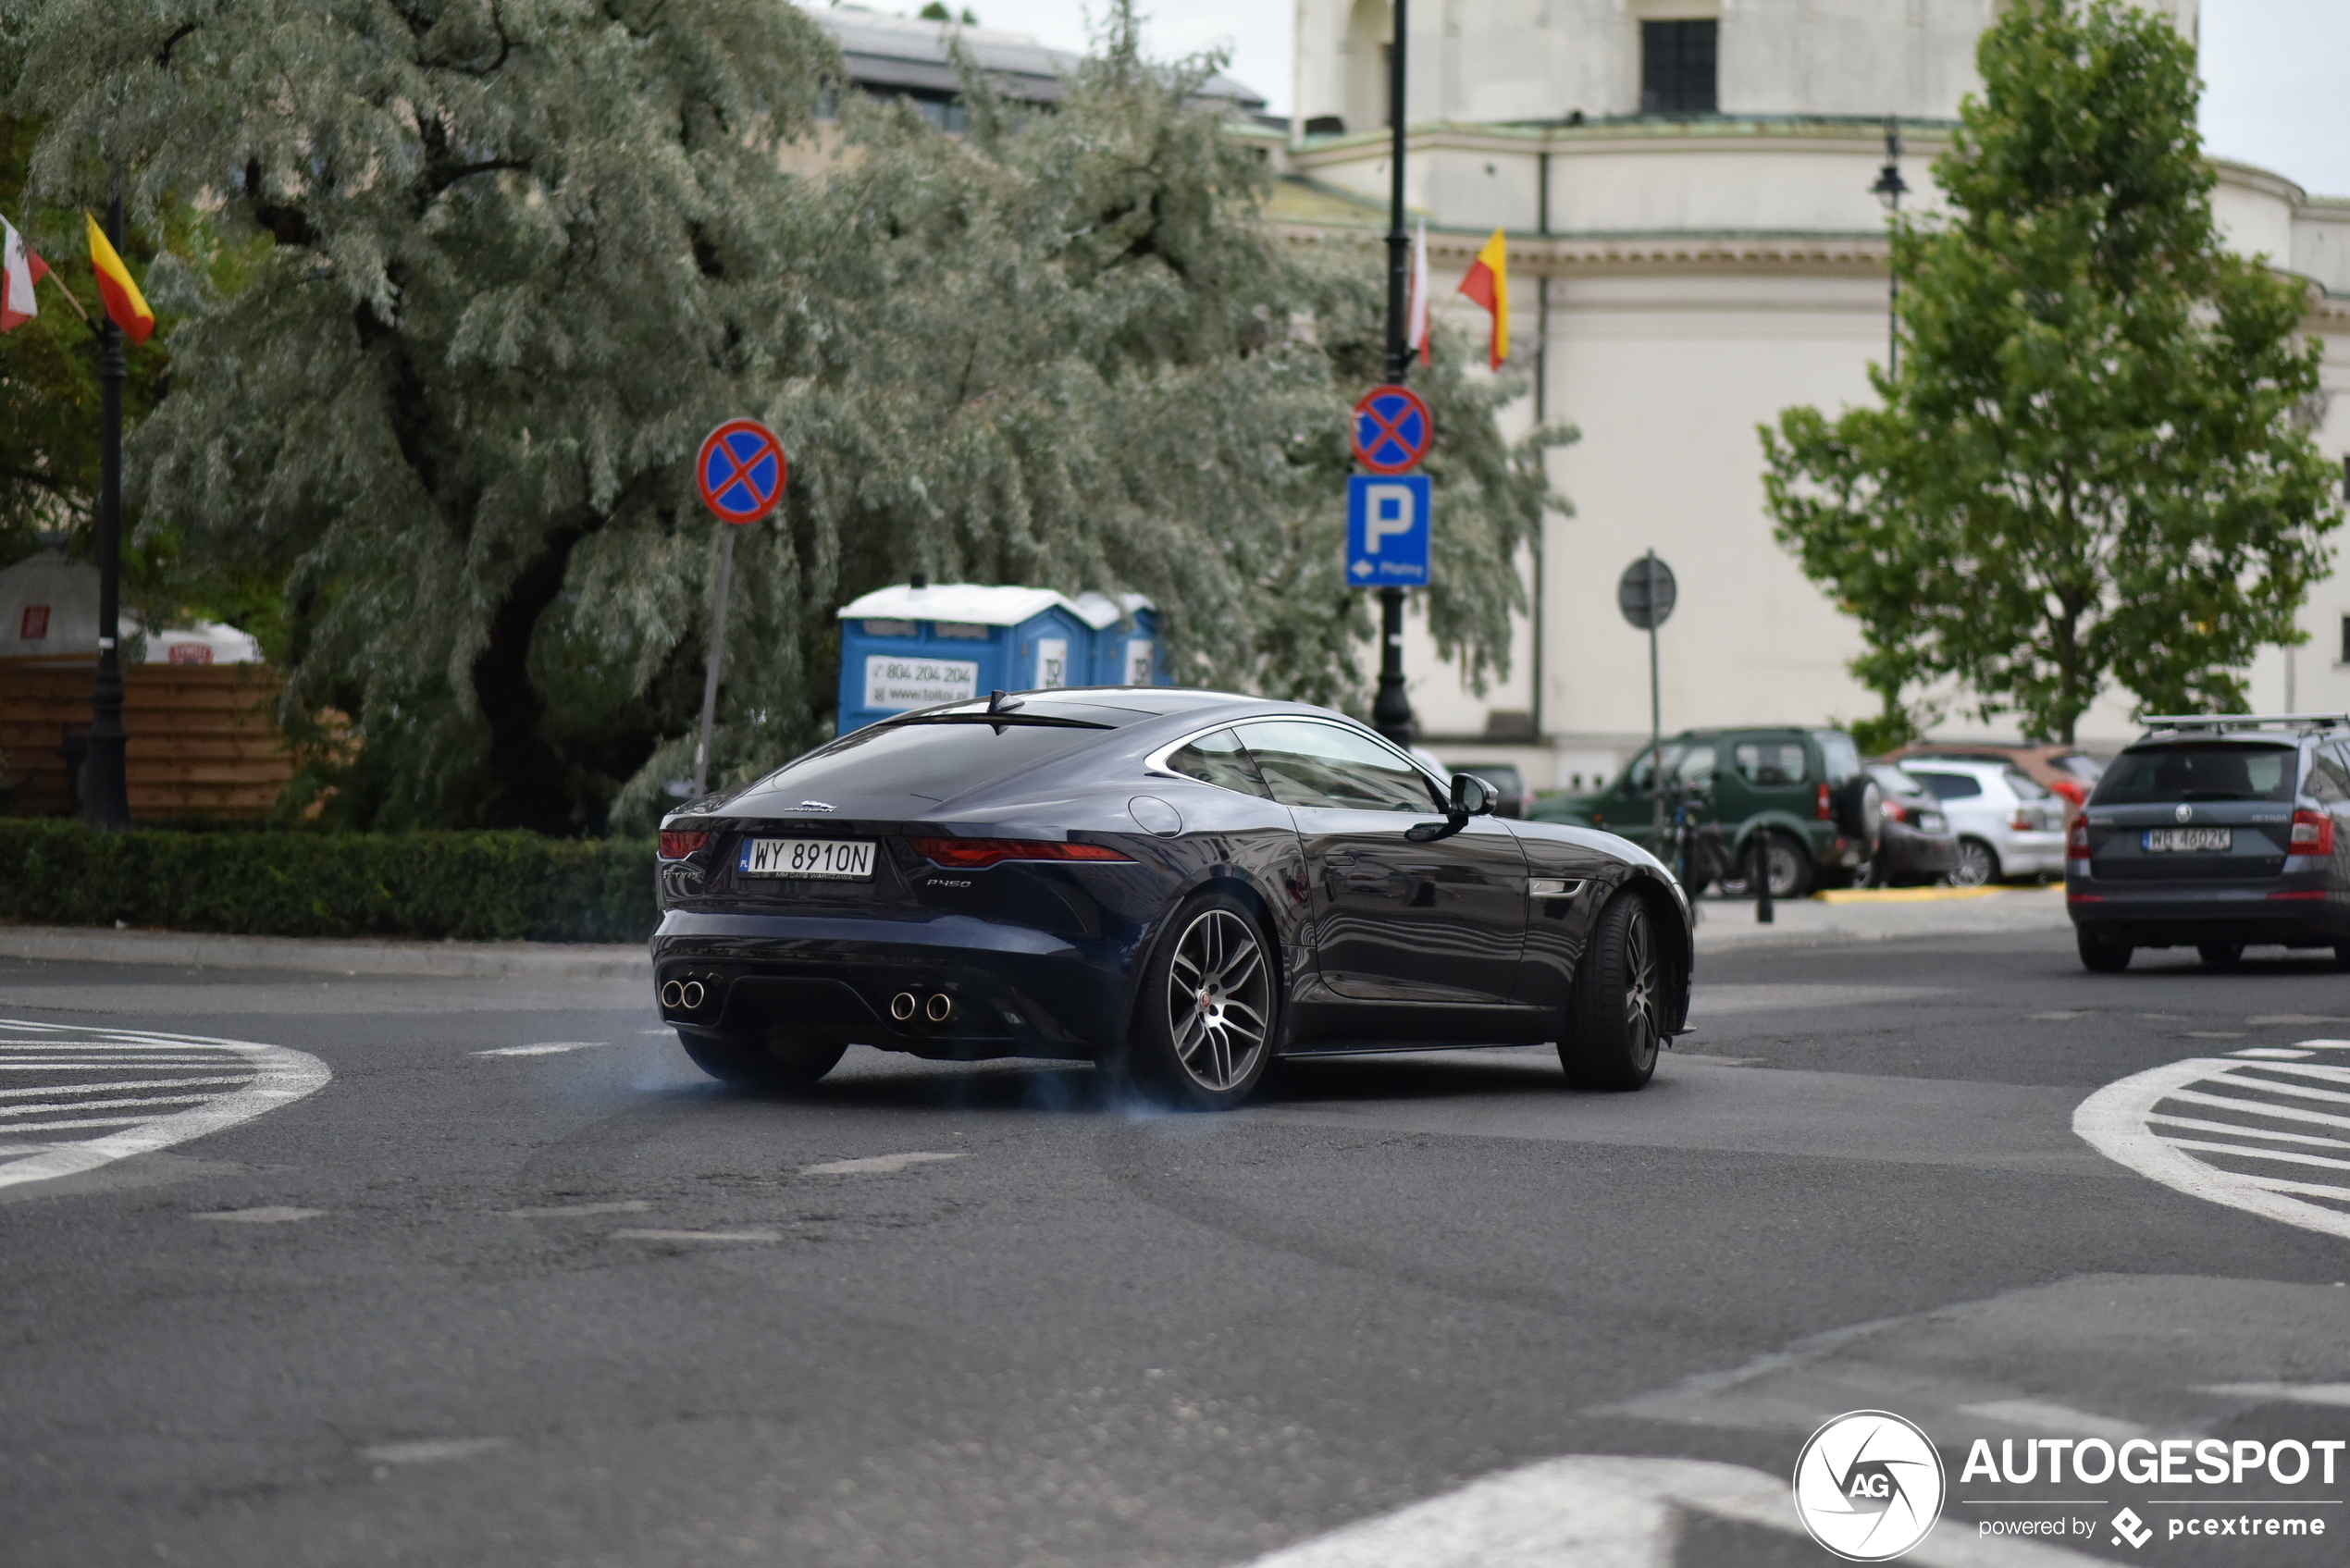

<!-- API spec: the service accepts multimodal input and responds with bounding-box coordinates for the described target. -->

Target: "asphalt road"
[3,928,2347,1567]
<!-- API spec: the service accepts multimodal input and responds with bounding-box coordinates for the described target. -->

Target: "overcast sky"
[911,0,2349,197]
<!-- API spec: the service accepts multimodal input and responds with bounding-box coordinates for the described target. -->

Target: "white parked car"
[1901,759,2068,886]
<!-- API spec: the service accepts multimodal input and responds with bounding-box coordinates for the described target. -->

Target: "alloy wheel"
[1949,840,1995,887]
[1166,908,1271,1093]
[1622,904,1663,1072]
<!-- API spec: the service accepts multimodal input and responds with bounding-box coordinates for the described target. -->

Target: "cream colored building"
[1265,0,2350,785]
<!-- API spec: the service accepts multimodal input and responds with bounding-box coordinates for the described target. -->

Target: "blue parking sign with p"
[1346,475,1431,586]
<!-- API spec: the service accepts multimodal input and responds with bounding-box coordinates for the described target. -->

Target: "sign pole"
[1370,0,1416,747]
[80,187,130,830]
[1646,549,1664,843]
[685,417,789,799]
[690,524,737,797]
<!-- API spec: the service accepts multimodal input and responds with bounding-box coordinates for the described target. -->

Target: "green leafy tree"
[8,1,1560,833]
[1761,0,2339,745]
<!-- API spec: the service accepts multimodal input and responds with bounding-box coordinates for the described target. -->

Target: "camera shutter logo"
[1792,1410,1947,1562]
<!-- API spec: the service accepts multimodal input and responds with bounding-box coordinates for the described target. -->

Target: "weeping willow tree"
[6,0,1562,833]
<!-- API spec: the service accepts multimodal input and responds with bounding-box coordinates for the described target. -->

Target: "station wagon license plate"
[739,838,875,880]
[2144,827,2232,854]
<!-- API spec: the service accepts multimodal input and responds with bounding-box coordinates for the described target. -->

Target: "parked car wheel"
[1560,892,1664,1091]
[2077,931,2133,973]
[1111,893,1277,1111]
[2198,943,2245,971]
[1949,837,2000,887]
[676,1029,847,1090]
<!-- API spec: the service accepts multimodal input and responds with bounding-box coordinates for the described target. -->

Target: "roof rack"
[2139,712,2350,734]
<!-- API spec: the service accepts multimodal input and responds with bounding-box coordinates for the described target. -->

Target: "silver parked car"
[1901,759,2068,885]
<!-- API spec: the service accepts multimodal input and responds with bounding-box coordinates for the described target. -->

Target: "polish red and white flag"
[2,216,48,333]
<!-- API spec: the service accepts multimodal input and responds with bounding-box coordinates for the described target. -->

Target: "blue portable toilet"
[1071,592,1161,687]
[835,583,1151,735]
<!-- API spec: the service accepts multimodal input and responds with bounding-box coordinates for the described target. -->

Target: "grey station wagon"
[2067,714,2350,971]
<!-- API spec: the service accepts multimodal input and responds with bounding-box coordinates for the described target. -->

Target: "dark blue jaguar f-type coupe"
[652,688,1692,1109]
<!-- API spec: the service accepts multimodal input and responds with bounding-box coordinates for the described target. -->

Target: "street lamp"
[1869,117,1907,377]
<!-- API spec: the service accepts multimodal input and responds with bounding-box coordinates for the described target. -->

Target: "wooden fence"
[0,656,297,819]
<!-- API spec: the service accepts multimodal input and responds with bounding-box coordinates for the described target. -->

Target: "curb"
[0,926,651,981]
[1694,886,2072,951]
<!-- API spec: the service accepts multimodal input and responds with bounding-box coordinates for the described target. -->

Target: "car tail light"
[909,837,1135,868]
[2066,818,2091,860]
[2010,809,2035,833]
[2290,809,2335,856]
[658,831,712,859]
[1816,783,1832,821]
[1880,800,1910,826]
[2267,889,2327,901]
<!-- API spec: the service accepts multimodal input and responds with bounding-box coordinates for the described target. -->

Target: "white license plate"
[739,837,875,880]
[2144,827,2232,853]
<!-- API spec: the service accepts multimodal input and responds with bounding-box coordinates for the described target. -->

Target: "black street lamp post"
[1870,117,1908,377]
[80,189,131,830]
[1370,0,1416,747]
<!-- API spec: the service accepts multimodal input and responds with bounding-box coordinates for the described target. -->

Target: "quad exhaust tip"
[681,980,705,1009]
[890,992,918,1021]
[662,979,709,1011]
[925,993,954,1023]
[661,980,684,1008]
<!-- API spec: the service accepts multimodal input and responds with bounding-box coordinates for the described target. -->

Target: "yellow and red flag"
[85,211,154,344]
[1455,228,1508,370]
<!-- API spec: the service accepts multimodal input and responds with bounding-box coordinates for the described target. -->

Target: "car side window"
[1237,721,1444,814]
[2306,747,2350,806]
[1625,744,1687,795]
[1674,745,1718,789]
[2005,770,2049,800]
[1911,771,1982,800]
[1734,741,1808,787]
[1165,728,1272,799]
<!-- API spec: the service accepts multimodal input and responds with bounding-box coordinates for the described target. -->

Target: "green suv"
[1529,727,1879,897]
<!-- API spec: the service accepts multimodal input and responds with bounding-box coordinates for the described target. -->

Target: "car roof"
[1901,759,2015,776]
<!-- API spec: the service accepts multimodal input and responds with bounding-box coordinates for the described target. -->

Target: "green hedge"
[0,821,657,944]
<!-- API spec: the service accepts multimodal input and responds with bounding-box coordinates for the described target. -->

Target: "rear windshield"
[2089,744,2297,806]
[766,720,1107,804]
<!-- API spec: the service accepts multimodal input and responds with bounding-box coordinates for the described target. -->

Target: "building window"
[2340,613,2350,665]
[1640,19,1718,116]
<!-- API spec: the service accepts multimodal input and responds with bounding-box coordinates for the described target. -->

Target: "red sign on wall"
[19,604,48,640]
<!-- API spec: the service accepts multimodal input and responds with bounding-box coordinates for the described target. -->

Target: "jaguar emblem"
[2174,803,2193,823]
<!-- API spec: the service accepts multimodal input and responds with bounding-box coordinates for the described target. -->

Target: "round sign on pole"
[1617,554,1677,630]
[1351,385,1435,475]
[695,418,789,525]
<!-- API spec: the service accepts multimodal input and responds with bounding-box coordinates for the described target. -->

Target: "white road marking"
[192,1206,326,1223]
[800,1150,966,1176]
[0,1075,255,1100]
[612,1228,783,1243]
[474,1042,607,1057]
[2075,1047,2350,1241]
[2197,1383,2350,1407]
[361,1437,511,1464]
[0,1019,330,1191]
[1233,1454,2100,1567]
[1955,1399,2147,1443]
[502,1201,651,1217]
[2232,1047,2316,1059]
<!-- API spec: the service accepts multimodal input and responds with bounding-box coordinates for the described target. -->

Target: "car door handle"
[1529,879,1584,898]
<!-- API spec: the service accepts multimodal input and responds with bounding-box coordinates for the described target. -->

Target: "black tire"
[1837,776,1884,854]
[2198,943,2245,971]
[1560,892,1668,1092]
[1949,837,2000,888]
[1111,892,1278,1111]
[676,1028,847,1089]
[1762,832,1812,900]
[2077,931,2133,973]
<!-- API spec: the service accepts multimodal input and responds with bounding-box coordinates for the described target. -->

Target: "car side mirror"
[1452,772,1496,817]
